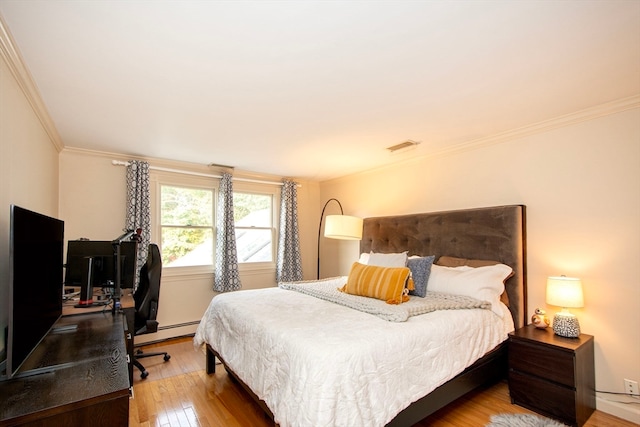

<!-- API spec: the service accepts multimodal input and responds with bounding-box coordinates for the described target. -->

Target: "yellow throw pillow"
[339,262,411,305]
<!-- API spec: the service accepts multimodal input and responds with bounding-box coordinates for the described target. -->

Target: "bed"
[194,204,527,426]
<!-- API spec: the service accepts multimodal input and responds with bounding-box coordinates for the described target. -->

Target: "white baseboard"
[596,396,640,424]
[134,323,199,345]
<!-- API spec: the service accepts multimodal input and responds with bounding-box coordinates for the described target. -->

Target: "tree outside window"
[160,185,214,267]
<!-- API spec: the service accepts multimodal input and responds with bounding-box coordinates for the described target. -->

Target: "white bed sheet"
[194,280,514,427]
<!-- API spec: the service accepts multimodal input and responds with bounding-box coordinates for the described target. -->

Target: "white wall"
[0,51,60,357]
[59,150,127,241]
[319,106,640,423]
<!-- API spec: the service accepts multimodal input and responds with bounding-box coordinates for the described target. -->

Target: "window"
[233,192,274,263]
[153,170,279,273]
[160,185,214,267]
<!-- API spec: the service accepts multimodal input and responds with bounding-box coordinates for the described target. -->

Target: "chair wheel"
[140,370,149,379]
[164,354,171,362]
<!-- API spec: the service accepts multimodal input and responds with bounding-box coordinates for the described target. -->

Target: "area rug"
[486,413,569,427]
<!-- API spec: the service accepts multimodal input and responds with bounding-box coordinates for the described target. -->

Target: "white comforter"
[194,277,514,427]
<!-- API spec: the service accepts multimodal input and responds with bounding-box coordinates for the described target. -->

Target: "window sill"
[162,263,276,278]
[239,263,276,275]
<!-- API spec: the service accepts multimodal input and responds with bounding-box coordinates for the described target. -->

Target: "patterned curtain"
[214,172,241,292]
[125,160,151,288]
[276,179,303,282]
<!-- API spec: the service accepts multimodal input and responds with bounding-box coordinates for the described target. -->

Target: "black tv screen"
[8,205,64,378]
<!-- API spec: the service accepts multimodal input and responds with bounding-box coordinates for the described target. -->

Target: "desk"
[63,291,136,387]
[0,312,131,426]
[62,289,134,316]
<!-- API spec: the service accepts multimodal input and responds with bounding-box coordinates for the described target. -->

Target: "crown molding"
[434,94,640,159]
[0,15,64,152]
[61,146,301,186]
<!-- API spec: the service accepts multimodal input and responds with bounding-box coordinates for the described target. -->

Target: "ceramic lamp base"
[553,312,581,338]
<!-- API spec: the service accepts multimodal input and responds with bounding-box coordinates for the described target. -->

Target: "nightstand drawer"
[509,370,576,424]
[509,339,575,387]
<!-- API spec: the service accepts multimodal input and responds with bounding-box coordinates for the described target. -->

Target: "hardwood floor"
[129,337,639,427]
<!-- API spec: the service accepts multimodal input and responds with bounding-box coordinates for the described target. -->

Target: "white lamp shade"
[324,215,363,240]
[546,276,584,308]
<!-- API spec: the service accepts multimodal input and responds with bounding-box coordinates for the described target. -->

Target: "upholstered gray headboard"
[360,205,527,329]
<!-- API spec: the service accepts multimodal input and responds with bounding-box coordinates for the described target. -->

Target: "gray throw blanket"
[279,277,491,322]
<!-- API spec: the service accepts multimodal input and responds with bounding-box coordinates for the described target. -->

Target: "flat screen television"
[64,240,138,291]
[7,205,64,378]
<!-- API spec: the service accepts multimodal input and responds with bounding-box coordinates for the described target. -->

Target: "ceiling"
[1,1,638,181]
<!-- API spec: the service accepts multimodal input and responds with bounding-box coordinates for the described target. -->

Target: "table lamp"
[546,276,584,338]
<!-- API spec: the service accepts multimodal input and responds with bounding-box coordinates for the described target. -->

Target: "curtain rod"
[112,160,299,187]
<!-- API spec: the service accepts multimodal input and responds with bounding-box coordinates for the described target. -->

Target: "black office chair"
[133,243,170,379]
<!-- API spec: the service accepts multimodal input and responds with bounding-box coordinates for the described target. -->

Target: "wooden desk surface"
[62,290,134,316]
[0,312,130,426]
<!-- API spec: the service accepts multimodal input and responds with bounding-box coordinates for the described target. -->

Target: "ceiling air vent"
[386,140,421,153]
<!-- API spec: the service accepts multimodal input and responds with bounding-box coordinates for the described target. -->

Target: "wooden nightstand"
[508,325,595,427]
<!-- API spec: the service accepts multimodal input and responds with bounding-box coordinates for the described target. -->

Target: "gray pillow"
[407,255,435,297]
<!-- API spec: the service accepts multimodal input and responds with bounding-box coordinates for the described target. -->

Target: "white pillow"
[427,264,512,317]
[358,252,370,265]
[368,251,408,267]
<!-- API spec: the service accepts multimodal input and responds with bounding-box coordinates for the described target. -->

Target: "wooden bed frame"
[206,204,527,426]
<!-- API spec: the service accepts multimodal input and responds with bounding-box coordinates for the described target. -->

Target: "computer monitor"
[64,240,138,294]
